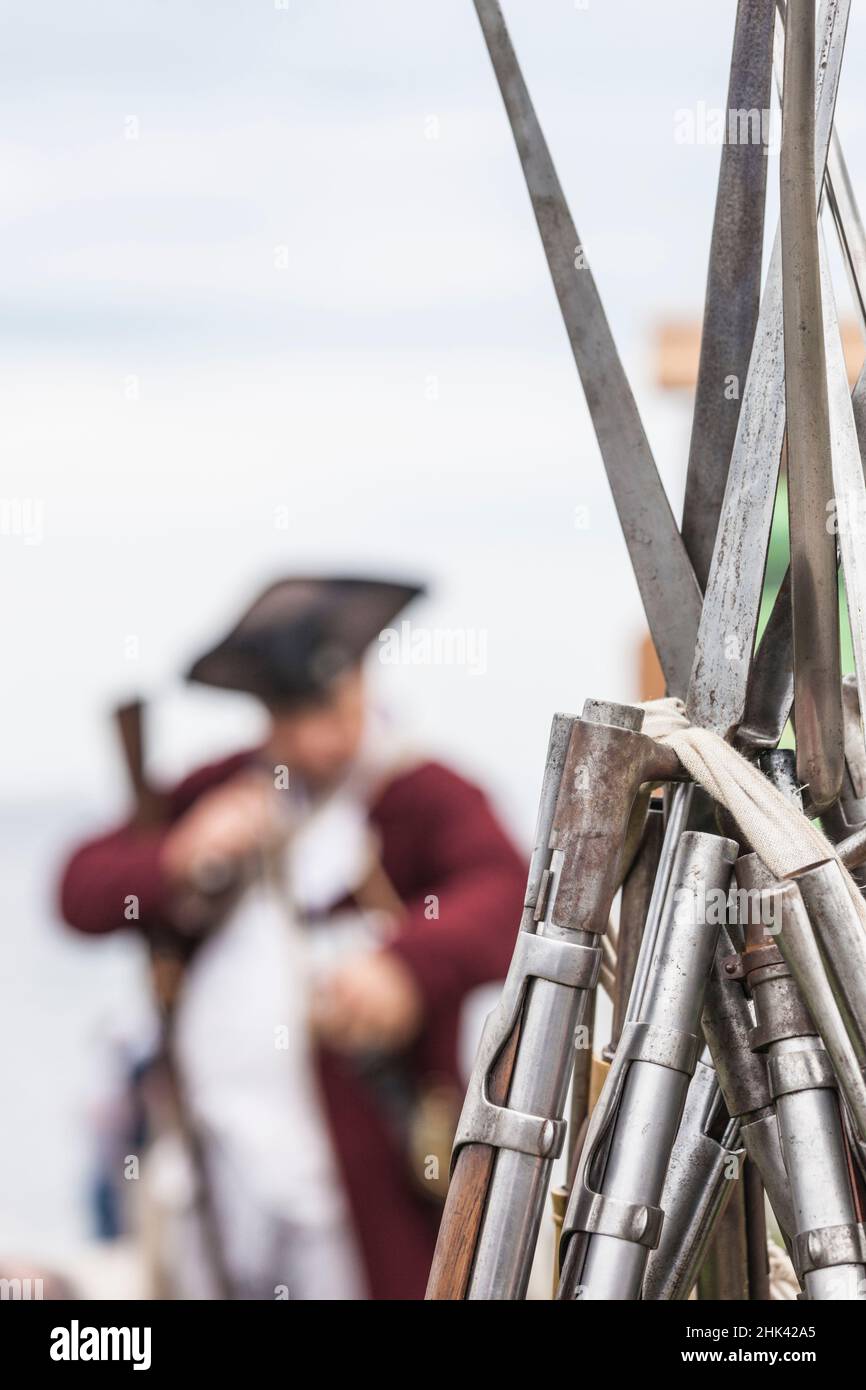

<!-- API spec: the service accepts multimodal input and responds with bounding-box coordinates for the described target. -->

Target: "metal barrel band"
[619,1019,703,1076]
[768,1048,837,1100]
[568,1188,664,1252]
[450,931,602,1168]
[453,1104,565,1164]
[745,958,790,987]
[562,1022,702,1249]
[794,1222,866,1277]
[516,931,604,992]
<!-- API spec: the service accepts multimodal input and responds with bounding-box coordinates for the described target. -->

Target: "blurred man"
[59,576,525,1300]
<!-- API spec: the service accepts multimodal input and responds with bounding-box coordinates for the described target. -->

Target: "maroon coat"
[59,752,526,1300]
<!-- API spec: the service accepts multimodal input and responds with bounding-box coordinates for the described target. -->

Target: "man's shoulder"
[371,759,486,818]
[170,747,261,812]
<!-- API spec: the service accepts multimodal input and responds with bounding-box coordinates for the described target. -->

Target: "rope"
[640,696,866,926]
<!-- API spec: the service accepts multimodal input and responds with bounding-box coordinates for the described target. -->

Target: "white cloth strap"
[640,698,866,929]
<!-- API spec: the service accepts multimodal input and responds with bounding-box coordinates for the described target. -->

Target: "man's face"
[265,666,366,787]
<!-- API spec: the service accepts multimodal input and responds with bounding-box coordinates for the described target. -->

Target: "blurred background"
[2,0,866,1290]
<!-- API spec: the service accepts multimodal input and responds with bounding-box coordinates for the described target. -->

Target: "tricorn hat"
[186,575,424,705]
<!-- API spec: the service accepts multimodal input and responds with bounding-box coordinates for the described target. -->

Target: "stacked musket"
[427,0,866,1301]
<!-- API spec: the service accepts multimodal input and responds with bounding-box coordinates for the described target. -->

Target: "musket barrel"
[747,881,866,1299]
[793,858,866,1068]
[642,1055,742,1301]
[773,1039,866,1299]
[772,876,866,1146]
[430,705,681,1300]
[466,954,593,1299]
[559,830,737,1300]
[426,714,576,1300]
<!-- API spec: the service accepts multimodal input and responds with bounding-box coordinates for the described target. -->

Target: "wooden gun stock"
[426,1030,519,1299]
[114,698,166,827]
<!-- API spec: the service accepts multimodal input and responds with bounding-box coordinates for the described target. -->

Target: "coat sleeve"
[376,763,526,1015]
[59,824,172,936]
[58,750,256,937]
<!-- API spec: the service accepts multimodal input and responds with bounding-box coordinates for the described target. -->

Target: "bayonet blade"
[740,2,865,750]
[819,227,866,773]
[687,0,850,737]
[681,0,776,593]
[781,0,843,811]
[473,0,702,695]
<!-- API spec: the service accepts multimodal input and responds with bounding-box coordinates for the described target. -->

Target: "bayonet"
[780,0,843,810]
[687,0,850,740]
[819,229,866,766]
[472,0,701,695]
[681,0,776,593]
[740,0,866,753]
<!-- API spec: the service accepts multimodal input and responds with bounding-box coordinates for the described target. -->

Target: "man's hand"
[161,772,281,887]
[311,951,424,1054]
